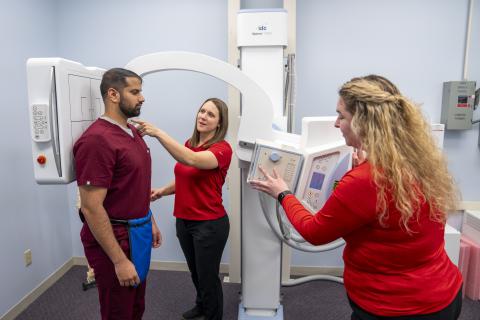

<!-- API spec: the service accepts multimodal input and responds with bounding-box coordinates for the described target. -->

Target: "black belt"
[78,209,129,225]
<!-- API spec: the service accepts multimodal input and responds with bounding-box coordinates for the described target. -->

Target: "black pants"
[350,288,462,320]
[176,215,230,320]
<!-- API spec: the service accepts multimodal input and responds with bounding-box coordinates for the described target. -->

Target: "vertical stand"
[237,9,288,319]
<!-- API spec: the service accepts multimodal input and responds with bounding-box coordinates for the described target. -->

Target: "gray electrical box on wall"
[441,81,476,130]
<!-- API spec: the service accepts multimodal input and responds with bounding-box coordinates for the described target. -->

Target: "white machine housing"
[248,116,353,215]
[296,142,352,213]
[463,210,480,244]
[26,59,105,184]
[296,117,352,211]
[242,117,352,316]
[444,224,461,266]
[431,123,445,150]
[237,9,287,47]
[238,9,288,132]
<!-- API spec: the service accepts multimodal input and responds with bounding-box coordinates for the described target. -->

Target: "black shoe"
[182,306,203,319]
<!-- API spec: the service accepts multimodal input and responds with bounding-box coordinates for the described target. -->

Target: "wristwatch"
[277,190,293,203]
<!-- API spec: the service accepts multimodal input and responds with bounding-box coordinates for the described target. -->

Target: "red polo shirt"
[173,140,232,221]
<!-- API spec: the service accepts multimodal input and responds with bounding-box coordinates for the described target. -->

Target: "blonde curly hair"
[339,75,459,231]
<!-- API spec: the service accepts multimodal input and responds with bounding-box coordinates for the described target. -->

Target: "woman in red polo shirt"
[250,75,463,320]
[134,98,232,320]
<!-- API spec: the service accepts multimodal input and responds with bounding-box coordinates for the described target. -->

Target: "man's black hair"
[100,68,142,100]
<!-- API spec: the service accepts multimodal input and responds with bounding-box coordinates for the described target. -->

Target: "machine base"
[238,303,284,320]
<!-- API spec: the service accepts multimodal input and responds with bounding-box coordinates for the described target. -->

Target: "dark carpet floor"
[15,266,480,320]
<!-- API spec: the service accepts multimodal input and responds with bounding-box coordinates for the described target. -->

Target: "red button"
[37,155,46,165]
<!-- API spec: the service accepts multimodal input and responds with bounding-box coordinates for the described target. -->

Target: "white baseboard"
[148,261,343,278]
[222,266,343,284]
[290,265,344,277]
[150,260,230,273]
[459,201,480,211]
[72,256,89,266]
[72,256,230,274]
[1,259,74,320]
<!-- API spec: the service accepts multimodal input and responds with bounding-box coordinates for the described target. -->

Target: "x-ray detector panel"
[26,58,105,184]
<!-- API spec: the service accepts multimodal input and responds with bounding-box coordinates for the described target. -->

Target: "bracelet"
[277,190,293,203]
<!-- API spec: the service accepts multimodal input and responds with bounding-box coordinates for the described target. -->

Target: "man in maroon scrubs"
[74,68,162,319]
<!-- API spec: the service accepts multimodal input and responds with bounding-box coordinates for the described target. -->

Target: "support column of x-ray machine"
[236,10,351,319]
[237,9,287,319]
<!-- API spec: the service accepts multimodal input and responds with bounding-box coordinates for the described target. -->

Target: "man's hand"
[152,218,162,248]
[79,185,137,286]
[150,188,163,202]
[114,259,140,287]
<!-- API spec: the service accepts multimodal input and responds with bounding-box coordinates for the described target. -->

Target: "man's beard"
[119,97,141,118]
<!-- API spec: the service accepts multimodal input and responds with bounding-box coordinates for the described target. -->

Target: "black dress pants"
[176,215,230,320]
[350,287,462,320]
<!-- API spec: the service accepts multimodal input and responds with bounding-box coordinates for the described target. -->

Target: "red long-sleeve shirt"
[281,161,462,316]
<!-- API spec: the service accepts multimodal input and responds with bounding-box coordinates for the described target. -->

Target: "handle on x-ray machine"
[258,192,344,285]
[49,67,62,177]
[258,192,345,253]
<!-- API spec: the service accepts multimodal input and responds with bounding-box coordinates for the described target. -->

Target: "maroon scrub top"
[73,118,152,221]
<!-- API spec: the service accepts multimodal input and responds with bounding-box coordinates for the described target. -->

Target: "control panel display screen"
[309,172,325,190]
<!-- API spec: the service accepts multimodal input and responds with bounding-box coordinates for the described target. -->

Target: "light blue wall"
[0,0,73,317]
[54,0,230,263]
[295,0,479,200]
[292,0,480,267]
[443,0,480,200]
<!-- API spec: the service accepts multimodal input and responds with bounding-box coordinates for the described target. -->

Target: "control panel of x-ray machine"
[297,143,352,212]
[27,58,105,184]
[247,142,304,192]
[248,126,353,214]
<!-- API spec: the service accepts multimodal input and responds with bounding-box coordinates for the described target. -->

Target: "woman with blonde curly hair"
[250,75,463,320]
